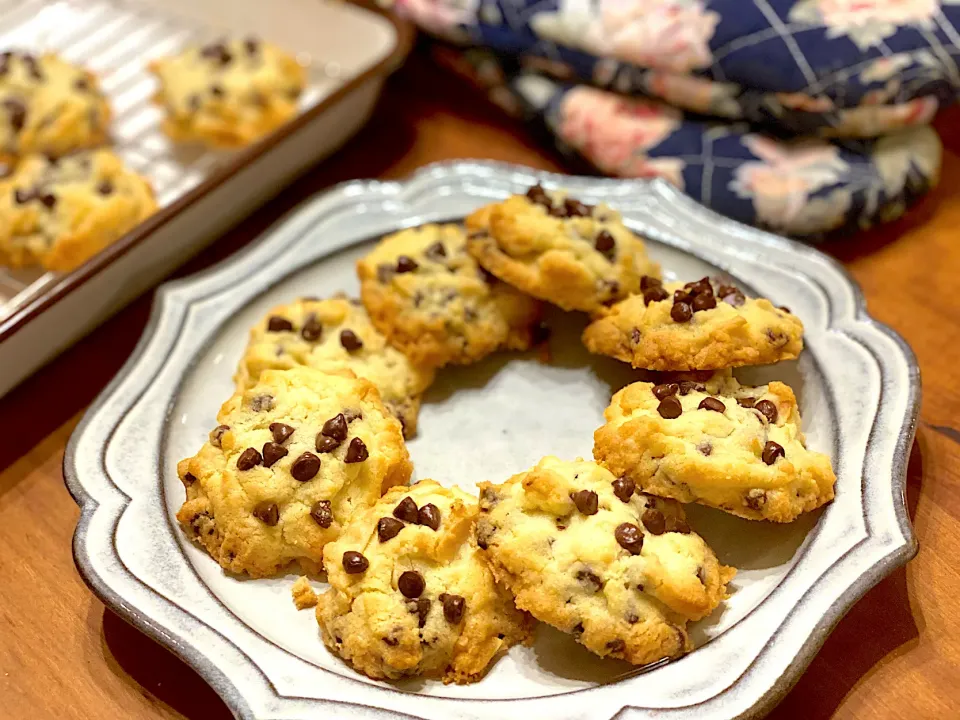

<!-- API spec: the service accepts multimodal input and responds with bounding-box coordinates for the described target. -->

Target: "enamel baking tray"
[0,0,412,395]
[65,161,920,720]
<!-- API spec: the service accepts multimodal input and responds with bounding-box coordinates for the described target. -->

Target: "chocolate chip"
[615,523,644,555]
[74,76,90,92]
[653,383,679,400]
[576,569,603,591]
[671,301,693,323]
[291,452,321,481]
[244,37,259,55]
[377,517,404,542]
[252,501,279,526]
[398,570,425,598]
[440,593,465,623]
[395,255,418,273]
[340,329,363,351]
[665,516,691,534]
[643,286,669,304]
[209,424,229,447]
[417,503,441,530]
[376,264,394,284]
[698,441,713,456]
[300,316,323,342]
[571,489,599,516]
[737,397,756,408]
[342,551,368,574]
[210,83,224,98]
[594,230,615,258]
[393,497,419,523]
[723,290,746,307]
[678,381,702,396]
[692,292,717,312]
[269,422,293,444]
[626,613,640,624]
[779,306,791,314]
[200,42,232,65]
[612,476,635,503]
[13,188,32,204]
[321,413,348,442]
[657,396,682,419]
[744,489,766,511]
[311,500,333,528]
[315,434,340,453]
[606,638,626,653]
[526,184,550,206]
[565,197,592,217]
[245,394,275,416]
[21,54,42,80]
[673,289,692,304]
[38,192,56,209]
[267,316,293,332]
[762,441,785,465]
[684,277,712,295]
[572,622,585,636]
[236,447,262,470]
[425,241,446,261]
[96,180,113,196]
[261,441,288,467]
[344,437,368,463]
[699,397,726,413]
[755,399,779,424]
[641,509,666,535]
[640,276,662,290]
[631,328,641,344]
[183,472,197,485]
[415,597,431,627]
[382,636,398,646]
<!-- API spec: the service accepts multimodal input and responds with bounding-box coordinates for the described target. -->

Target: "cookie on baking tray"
[582,276,804,371]
[150,37,306,148]
[593,370,836,523]
[0,149,156,272]
[357,223,542,368]
[234,294,435,438]
[0,50,111,163]
[316,479,533,684]
[465,184,661,314]
[476,456,734,666]
[176,366,411,578]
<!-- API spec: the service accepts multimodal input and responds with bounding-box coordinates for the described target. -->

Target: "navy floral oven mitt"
[389,0,951,238]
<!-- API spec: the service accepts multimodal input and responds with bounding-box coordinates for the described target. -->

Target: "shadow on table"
[769,434,925,718]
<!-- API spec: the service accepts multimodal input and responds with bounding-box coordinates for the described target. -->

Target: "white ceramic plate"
[65,161,919,720]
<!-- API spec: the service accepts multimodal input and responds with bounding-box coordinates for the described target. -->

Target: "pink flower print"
[646,71,741,118]
[393,0,480,40]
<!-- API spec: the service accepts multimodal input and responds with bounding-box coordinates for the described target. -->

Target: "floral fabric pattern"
[389,0,947,237]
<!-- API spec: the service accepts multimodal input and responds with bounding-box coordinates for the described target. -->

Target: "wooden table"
[2,44,959,720]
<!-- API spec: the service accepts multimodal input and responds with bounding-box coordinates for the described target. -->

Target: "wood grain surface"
[1,43,959,720]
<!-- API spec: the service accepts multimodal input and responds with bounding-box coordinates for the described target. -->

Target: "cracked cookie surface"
[358,223,542,368]
[582,276,803,370]
[150,37,305,147]
[176,366,411,578]
[316,480,533,683]
[593,371,836,522]
[234,295,435,437]
[0,149,155,271]
[477,457,734,666]
[465,185,660,313]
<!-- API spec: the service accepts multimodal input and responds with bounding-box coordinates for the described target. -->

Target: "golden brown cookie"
[234,295,435,437]
[477,456,734,666]
[582,276,804,370]
[176,366,411,578]
[150,37,305,148]
[316,480,533,683]
[358,223,542,368]
[465,185,660,313]
[593,371,836,522]
[0,51,111,163]
[0,149,156,272]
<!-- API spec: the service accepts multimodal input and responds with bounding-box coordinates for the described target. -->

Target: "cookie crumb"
[291,576,318,610]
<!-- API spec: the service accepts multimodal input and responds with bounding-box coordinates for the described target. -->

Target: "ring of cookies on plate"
[175,183,837,684]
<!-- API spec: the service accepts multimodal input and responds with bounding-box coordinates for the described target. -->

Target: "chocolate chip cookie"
[0,51,111,163]
[477,457,734,666]
[593,371,836,522]
[176,366,412,578]
[235,295,435,438]
[357,223,542,368]
[465,185,661,313]
[316,480,533,683]
[150,37,306,148]
[0,149,156,271]
[582,276,804,370]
